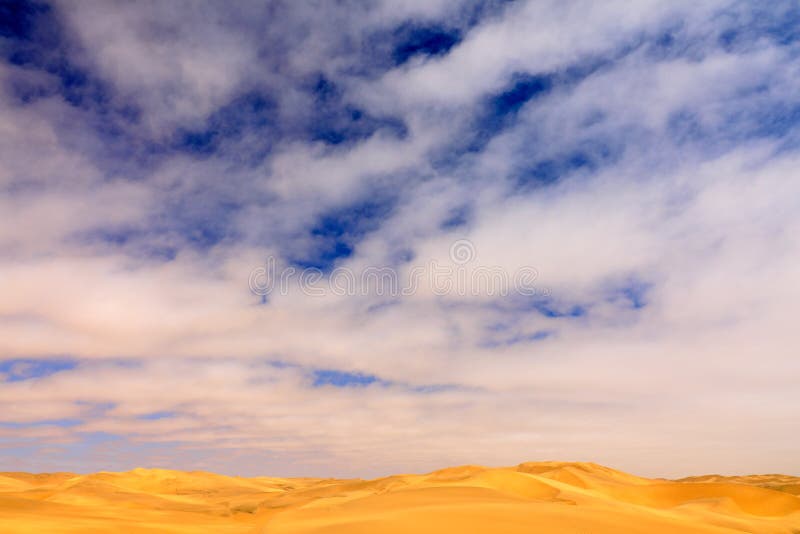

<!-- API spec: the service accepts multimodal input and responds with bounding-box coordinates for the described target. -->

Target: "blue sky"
[0,0,799,477]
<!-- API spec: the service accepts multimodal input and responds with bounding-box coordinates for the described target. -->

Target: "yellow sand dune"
[1,462,799,533]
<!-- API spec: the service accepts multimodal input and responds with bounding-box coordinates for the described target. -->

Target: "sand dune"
[1,462,799,533]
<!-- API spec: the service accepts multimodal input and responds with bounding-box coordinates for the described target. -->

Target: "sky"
[0,0,799,478]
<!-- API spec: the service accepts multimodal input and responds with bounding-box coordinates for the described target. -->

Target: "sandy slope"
[1,462,799,533]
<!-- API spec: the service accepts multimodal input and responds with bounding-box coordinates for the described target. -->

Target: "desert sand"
[1,462,799,533]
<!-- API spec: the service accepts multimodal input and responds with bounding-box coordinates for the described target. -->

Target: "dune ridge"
[1,462,799,533]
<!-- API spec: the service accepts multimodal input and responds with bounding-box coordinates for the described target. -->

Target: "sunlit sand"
[1,462,798,533]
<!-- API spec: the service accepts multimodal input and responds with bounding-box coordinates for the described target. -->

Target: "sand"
[1,462,799,533]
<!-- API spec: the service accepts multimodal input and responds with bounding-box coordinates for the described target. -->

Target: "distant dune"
[1,462,799,533]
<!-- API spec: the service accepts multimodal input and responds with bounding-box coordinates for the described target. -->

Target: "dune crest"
[1,462,799,533]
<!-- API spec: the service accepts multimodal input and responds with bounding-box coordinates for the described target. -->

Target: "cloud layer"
[1,0,799,477]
